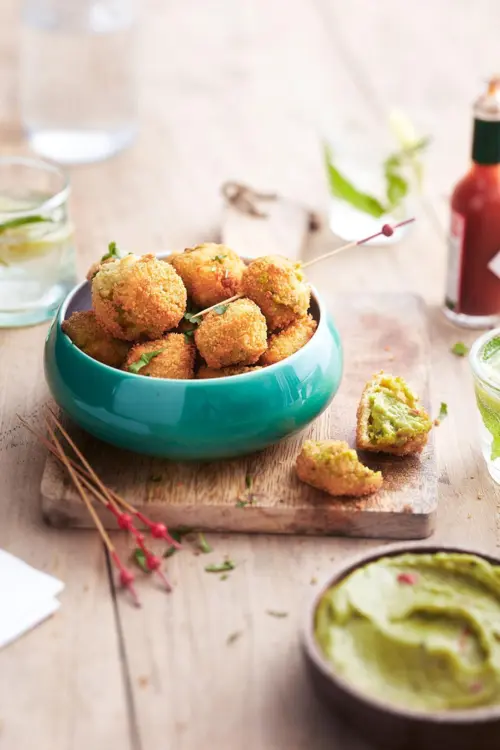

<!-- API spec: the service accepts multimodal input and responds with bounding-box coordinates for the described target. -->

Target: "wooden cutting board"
[40,292,437,539]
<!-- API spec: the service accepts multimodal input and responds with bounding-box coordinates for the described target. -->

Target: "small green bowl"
[44,256,343,460]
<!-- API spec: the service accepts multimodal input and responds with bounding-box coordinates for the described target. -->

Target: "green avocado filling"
[366,377,431,445]
[314,552,500,712]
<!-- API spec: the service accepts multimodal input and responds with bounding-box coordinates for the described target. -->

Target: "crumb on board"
[138,675,149,688]
[226,631,242,645]
[467,513,472,519]
[310,576,318,585]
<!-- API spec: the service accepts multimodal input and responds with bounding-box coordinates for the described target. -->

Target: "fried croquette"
[124,333,195,379]
[194,298,267,368]
[168,243,246,308]
[356,371,432,456]
[62,310,130,368]
[92,253,187,341]
[259,314,317,366]
[296,440,383,497]
[241,255,310,331]
[197,365,262,379]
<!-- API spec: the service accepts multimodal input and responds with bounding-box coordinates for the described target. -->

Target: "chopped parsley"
[197,532,212,554]
[205,560,235,573]
[213,304,229,315]
[451,341,469,357]
[133,548,150,573]
[266,610,288,618]
[437,402,448,422]
[100,241,121,262]
[128,350,164,374]
[213,254,227,262]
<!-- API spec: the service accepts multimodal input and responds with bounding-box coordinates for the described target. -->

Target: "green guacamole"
[315,552,500,712]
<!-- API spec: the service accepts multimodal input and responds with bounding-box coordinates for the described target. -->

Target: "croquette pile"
[62,243,317,379]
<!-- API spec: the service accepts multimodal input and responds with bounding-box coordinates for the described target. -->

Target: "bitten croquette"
[62,310,130,368]
[194,298,267,368]
[259,314,317,366]
[92,254,187,341]
[356,372,432,456]
[197,365,262,379]
[242,255,310,331]
[168,243,246,308]
[296,440,383,497]
[124,333,195,379]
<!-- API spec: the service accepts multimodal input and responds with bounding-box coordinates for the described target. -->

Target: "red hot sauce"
[445,78,500,328]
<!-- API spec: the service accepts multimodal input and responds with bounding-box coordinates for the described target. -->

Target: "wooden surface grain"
[0,1,499,749]
[41,292,437,539]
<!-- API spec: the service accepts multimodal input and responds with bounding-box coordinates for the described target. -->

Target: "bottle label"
[488,250,500,280]
[445,211,465,309]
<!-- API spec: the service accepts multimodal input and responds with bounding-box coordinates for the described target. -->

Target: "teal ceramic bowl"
[44,256,343,460]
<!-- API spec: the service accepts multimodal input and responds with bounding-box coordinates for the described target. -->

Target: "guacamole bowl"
[303,542,500,750]
[44,255,343,460]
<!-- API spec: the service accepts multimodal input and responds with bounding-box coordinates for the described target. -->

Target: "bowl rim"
[55,251,333,386]
[302,541,500,725]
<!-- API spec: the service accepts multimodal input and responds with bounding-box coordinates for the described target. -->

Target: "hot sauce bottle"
[445,77,500,328]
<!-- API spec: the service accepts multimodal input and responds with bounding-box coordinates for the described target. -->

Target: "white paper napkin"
[0,549,64,649]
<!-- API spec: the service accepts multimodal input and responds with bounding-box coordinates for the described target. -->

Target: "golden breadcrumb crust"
[259,314,317,366]
[194,298,267,368]
[124,333,195,379]
[296,440,383,497]
[241,254,310,331]
[356,371,431,456]
[92,254,187,341]
[62,310,130,368]
[168,243,246,308]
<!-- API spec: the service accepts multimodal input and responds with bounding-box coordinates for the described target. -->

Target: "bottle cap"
[472,77,500,164]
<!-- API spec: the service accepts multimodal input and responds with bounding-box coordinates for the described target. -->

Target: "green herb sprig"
[128,350,164,374]
[205,560,235,573]
[451,342,469,357]
[324,137,430,219]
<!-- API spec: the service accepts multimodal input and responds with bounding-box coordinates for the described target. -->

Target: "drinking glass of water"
[0,157,76,327]
[20,0,138,164]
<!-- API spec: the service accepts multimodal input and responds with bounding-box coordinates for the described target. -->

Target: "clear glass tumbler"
[20,0,138,164]
[469,328,500,484]
[0,157,76,327]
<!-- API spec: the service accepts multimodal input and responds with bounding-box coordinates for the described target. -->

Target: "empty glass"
[20,0,138,164]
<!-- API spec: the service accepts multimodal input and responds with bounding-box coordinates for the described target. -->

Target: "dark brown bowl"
[302,542,500,750]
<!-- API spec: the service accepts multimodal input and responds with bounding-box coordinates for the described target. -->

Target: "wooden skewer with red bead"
[44,418,141,607]
[189,218,415,320]
[19,414,179,593]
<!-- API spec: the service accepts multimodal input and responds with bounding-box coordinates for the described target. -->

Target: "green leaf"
[184,330,195,342]
[213,304,229,315]
[266,610,288,618]
[184,311,201,325]
[133,548,151,573]
[386,171,408,209]
[451,341,469,357]
[0,215,48,234]
[205,560,235,573]
[127,349,164,374]
[197,532,212,554]
[213,254,227,262]
[100,241,121,262]
[235,499,248,508]
[437,402,448,422]
[324,146,386,218]
[482,336,500,362]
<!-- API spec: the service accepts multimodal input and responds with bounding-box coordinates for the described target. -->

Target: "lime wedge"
[0,222,74,265]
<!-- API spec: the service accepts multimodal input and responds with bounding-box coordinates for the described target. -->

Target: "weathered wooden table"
[0,1,498,748]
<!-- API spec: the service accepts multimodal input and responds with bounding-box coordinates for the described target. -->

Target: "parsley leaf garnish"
[197,532,212,554]
[266,610,288,618]
[213,254,227,262]
[205,560,235,573]
[100,241,121,262]
[128,350,164,374]
[451,342,469,357]
[133,548,151,573]
[213,304,229,315]
[437,402,448,422]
